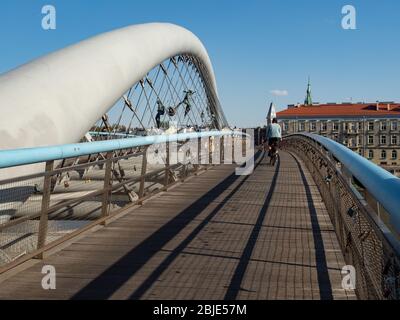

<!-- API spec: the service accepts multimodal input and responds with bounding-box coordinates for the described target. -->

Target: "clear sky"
[1,0,399,127]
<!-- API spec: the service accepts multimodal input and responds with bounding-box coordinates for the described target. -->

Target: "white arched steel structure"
[0,23,228,151]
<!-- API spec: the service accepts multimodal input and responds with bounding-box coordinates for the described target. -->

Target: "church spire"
[266,102,276,126]
[304,77,312,106]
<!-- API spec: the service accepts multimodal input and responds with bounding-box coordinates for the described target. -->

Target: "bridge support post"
[220,136,225,164]
[333,179,344,250]
[164,142,170,189]
[138,147,148,205]
[232,135,235,164]
[101,152,113,225]
[195,137,201,174]
[36,160,54,259]
[208,136,213,166]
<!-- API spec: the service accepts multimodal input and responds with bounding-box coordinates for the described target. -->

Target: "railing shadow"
[290,153,333,300]
[224,155,280,299]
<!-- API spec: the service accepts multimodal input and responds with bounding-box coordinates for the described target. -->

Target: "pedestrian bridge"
[0,23,399,300]
[0,146,356,300]
[0,133,399,300]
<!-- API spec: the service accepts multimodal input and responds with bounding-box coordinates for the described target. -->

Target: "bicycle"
[269,141,279,166]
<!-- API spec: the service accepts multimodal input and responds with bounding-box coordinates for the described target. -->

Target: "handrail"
[0,130,240,170]
[286,133,400,233]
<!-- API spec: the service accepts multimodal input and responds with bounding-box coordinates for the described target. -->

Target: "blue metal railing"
[0,130,238,169]
[298,133,400,232]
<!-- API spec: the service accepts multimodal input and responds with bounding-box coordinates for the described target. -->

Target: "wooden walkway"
[0,151,356,300]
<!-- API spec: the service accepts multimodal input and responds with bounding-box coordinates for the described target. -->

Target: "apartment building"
[277,101,400,177]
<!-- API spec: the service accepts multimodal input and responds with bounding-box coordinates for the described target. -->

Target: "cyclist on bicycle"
[266,118,282,158]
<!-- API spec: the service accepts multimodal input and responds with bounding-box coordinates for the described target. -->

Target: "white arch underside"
[0,23,225,152]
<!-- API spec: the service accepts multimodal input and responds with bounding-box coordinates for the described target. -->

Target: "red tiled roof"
[277,103,400,118]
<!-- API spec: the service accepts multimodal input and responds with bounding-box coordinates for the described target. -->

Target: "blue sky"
[0,0,399,127]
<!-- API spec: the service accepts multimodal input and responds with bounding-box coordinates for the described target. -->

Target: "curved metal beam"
[0,23,226,151]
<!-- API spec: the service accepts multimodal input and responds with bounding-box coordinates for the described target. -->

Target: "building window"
[381,150,387,159]
[391,135,398,145]
[350,122,356,131]
[333,122,339,131]
[381,121,387,131]
[310,122,316,131]
[392,150,398,160]
[298,122,305,131]
[380,135,387,145]
[281,121,287,131]
[391,121,398,131]
[348,138,353,147]
[321,121,327,131]
[368,135,374,145]
[368,150,374,159]
[357,122,362,131]
[368,122,374,131]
